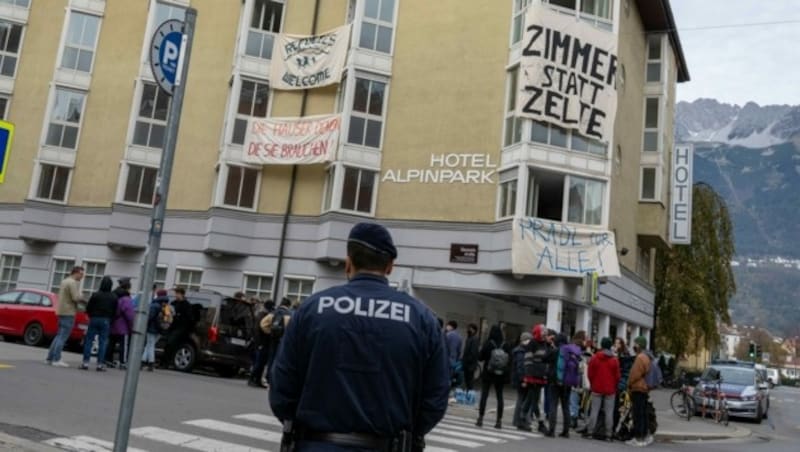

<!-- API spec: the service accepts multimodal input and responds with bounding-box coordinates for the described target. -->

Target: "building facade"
[0,0,688,345]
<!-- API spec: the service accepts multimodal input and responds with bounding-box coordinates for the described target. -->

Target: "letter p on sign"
[163,40,180,66]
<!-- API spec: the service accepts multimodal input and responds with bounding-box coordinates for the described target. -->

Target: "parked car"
[0,289,89,346]
[693,364,770,423]
[156,289,255,378]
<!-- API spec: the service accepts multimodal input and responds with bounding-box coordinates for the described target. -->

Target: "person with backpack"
[107,277,135,369]
[511,332,533,431]
[580,337,620,441]
[248,299,274,388]
[263,297,292,385]
[521,324,550,434]
[476,325,511,429]
[546,332,581,438]
[626,336,652,447]
[142,290,171,371]
[159,287,195,369]
[568,331,588,429]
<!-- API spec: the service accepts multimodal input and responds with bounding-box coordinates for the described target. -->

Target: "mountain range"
[675,99,800,337]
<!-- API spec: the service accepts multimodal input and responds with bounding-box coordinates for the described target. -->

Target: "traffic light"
[748,342,756,359]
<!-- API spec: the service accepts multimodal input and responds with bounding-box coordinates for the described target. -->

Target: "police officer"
[269,222,450,451]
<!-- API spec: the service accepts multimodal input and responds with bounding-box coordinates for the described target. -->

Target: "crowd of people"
[443,320,660,448]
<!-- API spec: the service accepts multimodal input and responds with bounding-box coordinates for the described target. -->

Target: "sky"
[670,0,800,106]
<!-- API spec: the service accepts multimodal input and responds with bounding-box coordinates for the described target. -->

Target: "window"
[527,168,605,225]
[358,0,395,54]
[0,95,8,119]
[50,258,76,292]
[0,0,30,7]
[154,1,186,24]
[19,292,43,305]
[0,20,23,77]
[223,165,259,209]
[567,175,604,225]
[154,265,168,289]
[0,291,20,303]
[243,274,273,301]
[546,0,612,29]
[643,97,660,152]
[531,121,606,155]
[284,277,314,305]
[175,268,202,291]
[61,12,100,73]
[0,254,21,292]
[504,67,522,147]
[348,77,386,148]
[124,164,158,205]
[646,35,662,83]
[36,164,70,202]
[322,166,334,211]
[245,0,284,60]
[511,0,533,44]
[498,170,517,218]
[45,88,86,149]
[233,79,269,144]
[579,0,612,20]
[133,82,170,148]
[640,167,657,200]
[81,261,106,298]
[340,167,376,213]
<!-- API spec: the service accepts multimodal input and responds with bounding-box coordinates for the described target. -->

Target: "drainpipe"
[272,0,322,301]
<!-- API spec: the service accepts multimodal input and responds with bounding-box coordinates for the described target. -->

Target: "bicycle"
[698,379,729,426]
[669,372,695,421]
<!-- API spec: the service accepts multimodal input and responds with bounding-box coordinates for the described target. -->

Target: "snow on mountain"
[675,99,800,148]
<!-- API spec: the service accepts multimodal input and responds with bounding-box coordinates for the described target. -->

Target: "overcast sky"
[670,0,800,106]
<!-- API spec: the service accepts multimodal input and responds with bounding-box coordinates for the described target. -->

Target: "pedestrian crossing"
[43,411,543,451]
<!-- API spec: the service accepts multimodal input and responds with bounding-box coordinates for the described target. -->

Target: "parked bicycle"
[698,379,729,426]
[669,372,695,421]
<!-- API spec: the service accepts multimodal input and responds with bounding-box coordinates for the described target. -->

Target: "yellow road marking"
[0,364,14,369]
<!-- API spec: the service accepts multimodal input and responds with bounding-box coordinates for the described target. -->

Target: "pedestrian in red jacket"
[581,337,620,440]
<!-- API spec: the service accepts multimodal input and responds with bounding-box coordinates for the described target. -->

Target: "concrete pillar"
[598,313,611,341]
[546,298,562,333]
[575,307,591,336]
[641,328,650,349]
[632,325,641,342]
[617,320,629,344]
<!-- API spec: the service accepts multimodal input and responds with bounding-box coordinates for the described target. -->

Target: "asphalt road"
[1,339,799,452]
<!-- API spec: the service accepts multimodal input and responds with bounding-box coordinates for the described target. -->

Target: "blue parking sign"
[0,120,15,184]
[149,19,185,96]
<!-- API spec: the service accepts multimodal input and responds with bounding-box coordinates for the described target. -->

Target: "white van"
[766,368,781,388]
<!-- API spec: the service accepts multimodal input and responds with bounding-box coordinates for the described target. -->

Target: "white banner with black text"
[269,24,351,90]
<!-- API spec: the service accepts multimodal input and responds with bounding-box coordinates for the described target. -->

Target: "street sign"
[149,19,185,96]
[0,120,15,184]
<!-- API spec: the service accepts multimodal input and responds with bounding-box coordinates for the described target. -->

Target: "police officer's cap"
[348,222,398,259]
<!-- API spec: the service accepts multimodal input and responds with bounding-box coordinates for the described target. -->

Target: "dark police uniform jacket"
[269,273,450,450]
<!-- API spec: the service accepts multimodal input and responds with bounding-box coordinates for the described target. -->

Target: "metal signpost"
[112,9,197,452]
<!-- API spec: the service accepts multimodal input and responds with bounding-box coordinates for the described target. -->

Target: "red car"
[0,288,89,346]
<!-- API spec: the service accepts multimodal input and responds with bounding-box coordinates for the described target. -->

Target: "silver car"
[692,365,770,423]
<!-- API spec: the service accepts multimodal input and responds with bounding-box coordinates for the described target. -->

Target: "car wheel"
[173,343,196,373]
[23,323,44,346]
[754,405,763,424]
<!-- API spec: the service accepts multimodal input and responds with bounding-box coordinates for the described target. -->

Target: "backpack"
[158,304,174,331]
[270,310,287,339]
[487,341,509,375]
[524,346,548,379]
[556,346,581,387]
[644,354,663,389]
[259,312,272,334]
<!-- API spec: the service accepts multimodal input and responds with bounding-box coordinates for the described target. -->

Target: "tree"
[655,183,736,358]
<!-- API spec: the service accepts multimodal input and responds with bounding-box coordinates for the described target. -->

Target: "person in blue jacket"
[269,222,450,451]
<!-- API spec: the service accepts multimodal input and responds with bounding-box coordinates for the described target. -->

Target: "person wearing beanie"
[512,332,534,431]
[581,337,620,440]
[107,277,135,369]
[626,335,652,446]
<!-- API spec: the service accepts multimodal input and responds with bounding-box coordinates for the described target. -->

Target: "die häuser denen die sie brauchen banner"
[516,3,618,144]
[269,24,351,91]
[243,114,341,165]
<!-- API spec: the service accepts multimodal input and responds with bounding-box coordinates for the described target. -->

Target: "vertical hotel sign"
[516,3,618,144]
[670,144,693,244]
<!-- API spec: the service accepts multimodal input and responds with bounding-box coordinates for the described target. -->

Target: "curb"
[0,432,61,452]
[655,426,752,442]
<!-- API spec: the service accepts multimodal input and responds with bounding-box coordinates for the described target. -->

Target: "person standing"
[107,277,135,369]
[142,290,171,371]
[523,324,550,434]
[46,266,85,367]
[248,298,274,388]
[445,320,463,390]
[614,337,635,432]
[269,223,449,451]
[476,325,511,429]
[568,331,588,429]
[581,337,620,440]
[546,332,581,438]
[512,332,533,431]
[462,323,480,391]
[80,276,117,371]
[159,287,194,369]
[263,297,292,386]
[626,336,652,447]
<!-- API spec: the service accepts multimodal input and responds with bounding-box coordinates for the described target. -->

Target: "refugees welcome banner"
[270,25,351,90]
[512,217,621,278]
[516,4,618,144]
[243,114,341,165]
